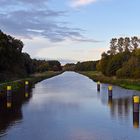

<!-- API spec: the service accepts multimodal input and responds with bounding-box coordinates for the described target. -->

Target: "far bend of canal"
[0,72,140,140]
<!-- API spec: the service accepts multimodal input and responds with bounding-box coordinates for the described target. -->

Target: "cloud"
[0,0,100,43]
[71,37,103,43]
[71,0,97,7]
[0,0,48,7]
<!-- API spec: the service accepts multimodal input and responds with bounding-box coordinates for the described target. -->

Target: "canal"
[0,72,140,140]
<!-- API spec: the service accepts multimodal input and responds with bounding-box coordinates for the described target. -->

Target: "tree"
[106,52,130,76]
[131,36,140,50]
[74,61,98,71]
[117,37,124,53]
[124,37,131,52]
[109,38,117,55]
[0,30,62,81]
[116,57,140,78]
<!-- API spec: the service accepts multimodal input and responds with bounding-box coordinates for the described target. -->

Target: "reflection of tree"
[0,89,32,135]
[108,97,132,120]
[0,104,23,134]
[133,112,139,129]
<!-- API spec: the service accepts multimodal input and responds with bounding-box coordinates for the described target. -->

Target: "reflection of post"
[133,96,139,128]
[7,86,12,108]
[97,81,100,92]
[108,96,113,107]
[25,92,29,98]
[108,85,113,98]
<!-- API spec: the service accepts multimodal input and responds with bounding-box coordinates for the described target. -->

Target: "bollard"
[25,81,29,91]
[97,81,100,92]
[7,86,12,96]
[108,85,113,98]
[133,96,139,112]
[133,96,139,128]
[25,81,30,98]
[7,86,12,108]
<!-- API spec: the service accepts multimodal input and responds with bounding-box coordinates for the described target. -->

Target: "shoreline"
[0,71,63,93]
[78,71,140,91]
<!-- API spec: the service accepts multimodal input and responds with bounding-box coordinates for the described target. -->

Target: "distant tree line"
[63,61,98,71]
[0,30,62,81]
[97,36,140,78]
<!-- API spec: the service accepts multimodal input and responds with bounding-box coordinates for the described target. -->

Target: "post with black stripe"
[7,86,12,108]
[97,81,100,92]
[133,96,139,128]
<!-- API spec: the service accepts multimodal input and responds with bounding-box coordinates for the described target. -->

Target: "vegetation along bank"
[64,36,140,91]
[79,70,140,91]
[0,71,63,97]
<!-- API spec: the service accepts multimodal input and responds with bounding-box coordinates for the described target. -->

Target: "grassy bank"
[79,71,140,91]
[0,71,63,92]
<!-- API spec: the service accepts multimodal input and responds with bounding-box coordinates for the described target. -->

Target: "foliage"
[79,71,140,91]
[75,61,98,71]
[63,63,76,71]
[0,30,62,82]
[98,36,140,78]
[63,61,98,71]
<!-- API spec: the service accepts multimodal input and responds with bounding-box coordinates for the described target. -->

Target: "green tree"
[109,38,117,55]
[117,37,124,53]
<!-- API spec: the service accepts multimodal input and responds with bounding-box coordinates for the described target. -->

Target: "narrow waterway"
[0,72,140,140]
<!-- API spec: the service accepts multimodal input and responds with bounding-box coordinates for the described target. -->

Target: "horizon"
[1,0,140,64]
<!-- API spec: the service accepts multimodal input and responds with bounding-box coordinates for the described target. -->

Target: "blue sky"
[0,0,140,64]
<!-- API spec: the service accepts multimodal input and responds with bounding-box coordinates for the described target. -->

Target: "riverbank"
[79,71,140,91]
[0,71,63,92]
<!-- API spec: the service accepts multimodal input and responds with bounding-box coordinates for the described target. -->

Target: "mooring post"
[133,96,139,128]
[25,81,29,90]
[7,86,12,108]
[25,81,29,98]
[108,85,113,98]
[97,81,100,92]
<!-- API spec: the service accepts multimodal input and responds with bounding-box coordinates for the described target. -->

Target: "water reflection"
[133,112,139,128]
[101,86,139,129]
[108,97,132,119]
[0,72,140,140]
[0,89,32,136]
[7,95,12,109]
[100,84,140,129]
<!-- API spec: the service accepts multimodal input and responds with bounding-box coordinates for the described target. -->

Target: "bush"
[116,57,140,78]
[132,69,140,79]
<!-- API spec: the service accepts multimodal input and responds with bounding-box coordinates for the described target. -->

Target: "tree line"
[97,36,140,78]
[0,30,62,81]
[63,61,98,71]
[64,36,140,79]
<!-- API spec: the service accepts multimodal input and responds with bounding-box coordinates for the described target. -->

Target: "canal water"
[0,72,140,140]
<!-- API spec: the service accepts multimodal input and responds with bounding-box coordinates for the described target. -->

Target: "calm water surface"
[0,72,140,140]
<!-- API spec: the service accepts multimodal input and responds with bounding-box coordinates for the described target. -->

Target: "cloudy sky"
[0,0,140,64]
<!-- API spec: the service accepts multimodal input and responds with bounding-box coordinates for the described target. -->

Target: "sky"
[0,0,140,64]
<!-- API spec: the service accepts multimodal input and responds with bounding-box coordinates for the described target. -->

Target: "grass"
[0,71,63,93]
[78,71,140,91]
